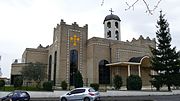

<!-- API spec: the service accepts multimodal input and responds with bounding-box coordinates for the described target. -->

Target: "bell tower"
[104,9,121,41]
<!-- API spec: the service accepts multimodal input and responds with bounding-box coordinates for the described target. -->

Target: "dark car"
[1,90,30,101]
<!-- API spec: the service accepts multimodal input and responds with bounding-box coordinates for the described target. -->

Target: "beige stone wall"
[141,67,151,85]
[87,36,155,86]
[22,48,48,64]
[111,66,128,85]
[111,42,154,62]
[11,63,27,75]
[50,20,88,86]
[87,37,110,84]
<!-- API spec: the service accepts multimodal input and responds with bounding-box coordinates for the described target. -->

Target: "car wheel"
[61,97,67,101]
[84,97,90,101]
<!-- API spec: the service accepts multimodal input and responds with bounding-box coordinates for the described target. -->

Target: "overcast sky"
[0,0,180,78]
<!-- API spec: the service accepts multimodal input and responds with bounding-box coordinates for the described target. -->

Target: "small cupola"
[104,8,121,41]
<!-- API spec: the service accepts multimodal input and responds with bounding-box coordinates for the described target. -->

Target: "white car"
[60,87,100,101]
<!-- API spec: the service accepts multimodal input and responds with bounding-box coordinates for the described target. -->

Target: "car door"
[72,89,85,100]
[68,89,85,101]
[67,89,79,101]
[12,92,19,101]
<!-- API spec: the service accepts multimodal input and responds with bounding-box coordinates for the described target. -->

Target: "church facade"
[11,13,155,87]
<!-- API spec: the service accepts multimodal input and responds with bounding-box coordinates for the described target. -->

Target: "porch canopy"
[106,56,150,76]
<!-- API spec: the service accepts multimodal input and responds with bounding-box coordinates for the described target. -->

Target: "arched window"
[107,22,111,28]
[99,60,110,84]
[70,50,78,86]
[115,30,119,40]
[53,51,57,86]
[115,22,118,28]
[48,55,52,81]
[107,30,111,38]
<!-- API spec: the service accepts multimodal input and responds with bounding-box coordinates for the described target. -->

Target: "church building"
[11,12,156,87]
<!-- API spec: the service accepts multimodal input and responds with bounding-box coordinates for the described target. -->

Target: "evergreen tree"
[150,11,180,91]
[74,70,83,88]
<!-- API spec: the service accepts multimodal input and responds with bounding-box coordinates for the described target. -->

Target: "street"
[30,94,180,101]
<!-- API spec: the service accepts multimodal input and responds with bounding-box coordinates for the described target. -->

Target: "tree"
[74,70,83,88]
[21,62,47,88]
[14,76,23,88]
[113,75,123,90]
[101,0,162,15]
[150,11,180,91]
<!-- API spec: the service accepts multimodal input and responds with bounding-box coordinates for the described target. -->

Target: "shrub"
[14,76,23,88]
[150,75,163,91]
[43,81,53,91]
[0,80,5,90]
[113,75,123,90]
[172,74,180,87]
[90,83,99,91]
[61,80,68,90]
[126,75,142,90]
[74,71,83,88]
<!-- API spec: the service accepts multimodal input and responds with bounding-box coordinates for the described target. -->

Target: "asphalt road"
[30,94,180,101]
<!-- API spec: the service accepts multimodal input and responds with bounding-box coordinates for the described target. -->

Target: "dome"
[103,14,121,24]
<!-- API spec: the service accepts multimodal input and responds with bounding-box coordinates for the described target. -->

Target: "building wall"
[111,66,128,85]
[87,36,155,86]
[87,37,110,84]
[22,48,48,64]
[11,63,27,75]
[111,36,155,63]
[49,20,88,86]
[141,67,151,85]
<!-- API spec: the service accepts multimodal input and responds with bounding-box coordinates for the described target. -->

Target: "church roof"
[103,14,121,24]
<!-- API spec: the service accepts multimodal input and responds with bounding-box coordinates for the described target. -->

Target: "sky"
[0,0,180,78]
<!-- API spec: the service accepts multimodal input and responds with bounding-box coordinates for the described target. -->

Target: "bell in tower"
[103,8,121,41]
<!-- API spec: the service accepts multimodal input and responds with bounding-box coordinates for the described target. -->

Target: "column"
[138,65,141,77]
[128,65,130,76]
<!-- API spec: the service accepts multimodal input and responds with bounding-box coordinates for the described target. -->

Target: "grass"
[0,86,42,91]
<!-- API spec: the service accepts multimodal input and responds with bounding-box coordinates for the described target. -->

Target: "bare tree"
[101,0,162,15]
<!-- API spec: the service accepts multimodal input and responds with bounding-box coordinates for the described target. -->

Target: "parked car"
[60,87,100,101]
[1,90,30,101]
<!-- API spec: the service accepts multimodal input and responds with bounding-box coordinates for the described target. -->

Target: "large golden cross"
[70,35,80,46]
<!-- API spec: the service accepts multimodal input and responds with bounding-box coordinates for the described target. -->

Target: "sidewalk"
[100,90,180,96]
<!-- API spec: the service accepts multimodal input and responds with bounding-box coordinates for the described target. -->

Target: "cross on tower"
[70,35,80,46]
[109,8,114,14]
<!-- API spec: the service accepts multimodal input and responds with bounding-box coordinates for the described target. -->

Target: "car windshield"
[7,92,13,97]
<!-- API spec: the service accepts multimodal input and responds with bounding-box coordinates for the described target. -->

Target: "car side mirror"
[67,92,71,95]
